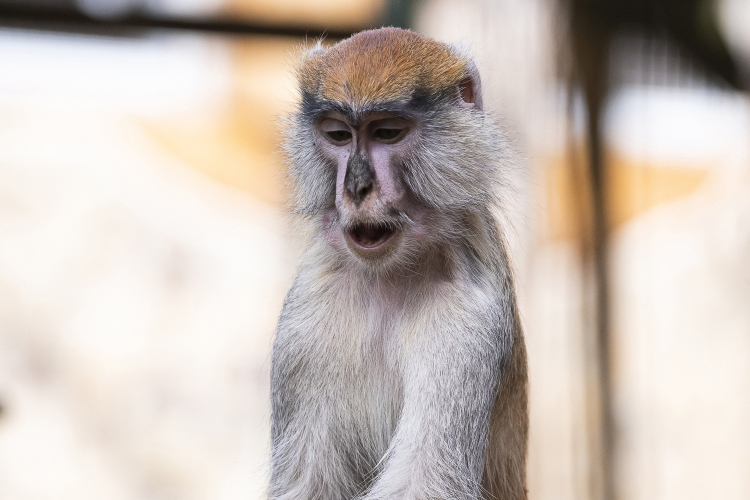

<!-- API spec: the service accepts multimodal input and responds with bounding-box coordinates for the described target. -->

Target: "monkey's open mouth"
[347,223,397,249]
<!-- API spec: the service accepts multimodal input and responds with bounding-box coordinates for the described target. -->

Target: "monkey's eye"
[318,118,353,145]
[325,130,353,143]
[369,117,409,143]
[373,128,404,141]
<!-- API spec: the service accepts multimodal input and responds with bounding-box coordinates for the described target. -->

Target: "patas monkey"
[271,27,527,500]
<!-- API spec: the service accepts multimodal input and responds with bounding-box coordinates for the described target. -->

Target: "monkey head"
[285,28,504,270]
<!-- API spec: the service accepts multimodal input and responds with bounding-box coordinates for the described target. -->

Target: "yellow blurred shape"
[223,0,386,30]
[544,149,710,241]
[142,37,301,207]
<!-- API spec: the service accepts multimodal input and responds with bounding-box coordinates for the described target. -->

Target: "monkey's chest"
[336,320,405,453]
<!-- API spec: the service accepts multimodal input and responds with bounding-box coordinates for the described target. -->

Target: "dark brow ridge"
[300,91,443,126]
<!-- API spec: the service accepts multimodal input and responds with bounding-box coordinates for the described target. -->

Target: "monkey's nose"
[347,180,373,205]
[344,152,376,206]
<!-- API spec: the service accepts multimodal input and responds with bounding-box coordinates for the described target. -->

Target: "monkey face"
[285,28,507,272]
[314,112,417,261]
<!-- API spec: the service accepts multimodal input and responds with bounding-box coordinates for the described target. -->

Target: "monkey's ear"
[457,62,483,110]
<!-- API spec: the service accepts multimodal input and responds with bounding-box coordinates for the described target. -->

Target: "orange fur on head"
[297,28,469,105]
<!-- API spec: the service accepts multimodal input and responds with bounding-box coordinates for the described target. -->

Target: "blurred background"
[0,1,749,499]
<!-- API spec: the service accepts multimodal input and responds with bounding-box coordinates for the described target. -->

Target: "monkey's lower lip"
[347,223,397,250]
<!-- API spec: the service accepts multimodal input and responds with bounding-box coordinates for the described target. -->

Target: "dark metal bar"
[0,4,359,38]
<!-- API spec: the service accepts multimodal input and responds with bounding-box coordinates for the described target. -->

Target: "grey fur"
[271,51,528,500]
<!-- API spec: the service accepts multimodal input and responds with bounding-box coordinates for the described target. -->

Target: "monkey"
[270,27,527,500]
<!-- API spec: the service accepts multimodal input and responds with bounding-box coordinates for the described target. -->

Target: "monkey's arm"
[362,284,512,500]
[269,273,374,500]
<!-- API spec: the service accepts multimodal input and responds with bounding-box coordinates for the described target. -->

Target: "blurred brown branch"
[560,1,745,500]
